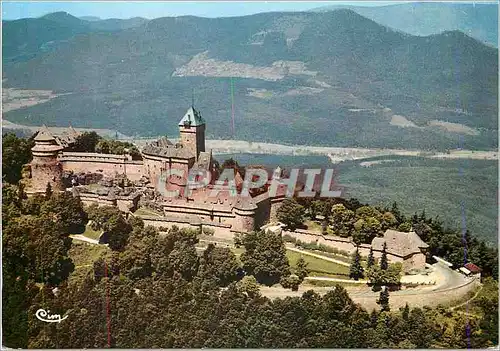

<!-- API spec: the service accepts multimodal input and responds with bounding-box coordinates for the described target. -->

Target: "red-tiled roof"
[464,263,482,273]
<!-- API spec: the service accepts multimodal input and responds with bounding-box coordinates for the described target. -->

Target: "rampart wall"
[137,215,233,239]
[77,192,140,213]
[162,201,235,225]
[283,229,409,265]
[59,152,144,181]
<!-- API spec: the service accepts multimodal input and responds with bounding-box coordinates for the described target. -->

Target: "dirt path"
[304,276,367,284]
[70,235,100,245]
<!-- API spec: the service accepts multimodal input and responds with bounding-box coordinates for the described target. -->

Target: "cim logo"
[35,309,68,323]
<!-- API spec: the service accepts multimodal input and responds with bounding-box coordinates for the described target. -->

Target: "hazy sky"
[2,1,414,20]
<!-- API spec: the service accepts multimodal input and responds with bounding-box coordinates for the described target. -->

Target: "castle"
[27,106,286,234]
[26,105,428,271]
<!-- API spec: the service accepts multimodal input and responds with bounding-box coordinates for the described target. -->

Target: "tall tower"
[178,106,206,160]
[28,126,65,194]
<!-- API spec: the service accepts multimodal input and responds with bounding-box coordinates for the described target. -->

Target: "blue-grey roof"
[178,107,205,127]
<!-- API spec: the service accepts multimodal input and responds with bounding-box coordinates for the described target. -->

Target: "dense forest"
[2,133,498,348]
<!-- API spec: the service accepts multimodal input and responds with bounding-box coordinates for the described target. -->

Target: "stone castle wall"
[254,193,271,229]
[162,201,235,225]
[284,229,356,254]
[283,229,420,270]
[138,215,233,239]
[78,192,140,213]
[269,195,285,222]
[79,193,115,208]
[232,209,256,232]
[59,152,144,181]
[30,156,65,193]
[180,124,205,157]
[142,155,192,190]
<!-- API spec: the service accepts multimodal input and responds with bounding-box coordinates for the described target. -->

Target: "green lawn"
[304,220,322,233]
[286,250,350,276]
[297,248,353,264]
[134,207,164,217]
[232,247,245,256]
[226,246,350,277]
[83,224,103,240]
[67,241,109,284]
[70,223,103,241]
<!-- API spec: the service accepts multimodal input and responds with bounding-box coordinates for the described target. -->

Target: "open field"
[2,88,63,113]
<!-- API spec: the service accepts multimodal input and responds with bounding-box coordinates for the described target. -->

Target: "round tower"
[28,126,65,194]
[233,197,258,232]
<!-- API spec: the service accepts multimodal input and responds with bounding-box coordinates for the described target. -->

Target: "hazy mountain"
[2,12,149,62]
[79,16,102,21]
[312,2,498,47]
[2,12,91,62]
[87,17,149,31]
[2,10,497,151]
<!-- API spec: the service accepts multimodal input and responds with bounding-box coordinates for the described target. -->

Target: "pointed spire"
[178,106,205,127]
[68,124,79,137]
[34,125,56,142]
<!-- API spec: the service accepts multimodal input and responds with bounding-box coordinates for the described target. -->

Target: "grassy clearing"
[286,250,350,276]
[76,224,102,241]
[304,220,322,233]
[232,247,245,256]
[134,207,163,217]
[68,241,109,284]
[225,246,350,277]
[297,248,353,264]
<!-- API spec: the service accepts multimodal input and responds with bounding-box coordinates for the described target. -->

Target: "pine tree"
[349,248,365,281]
[45,182,52,198]
[380,242,388,270]
[377,286,390,311]
[295,257,309,281]
[401,303,410,321]
[367,247,375,268]
[391,201,403,223]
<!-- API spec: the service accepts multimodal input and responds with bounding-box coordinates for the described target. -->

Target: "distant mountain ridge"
[2,12,149,62]
[2,9,498,152]
[311,2,498,47]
